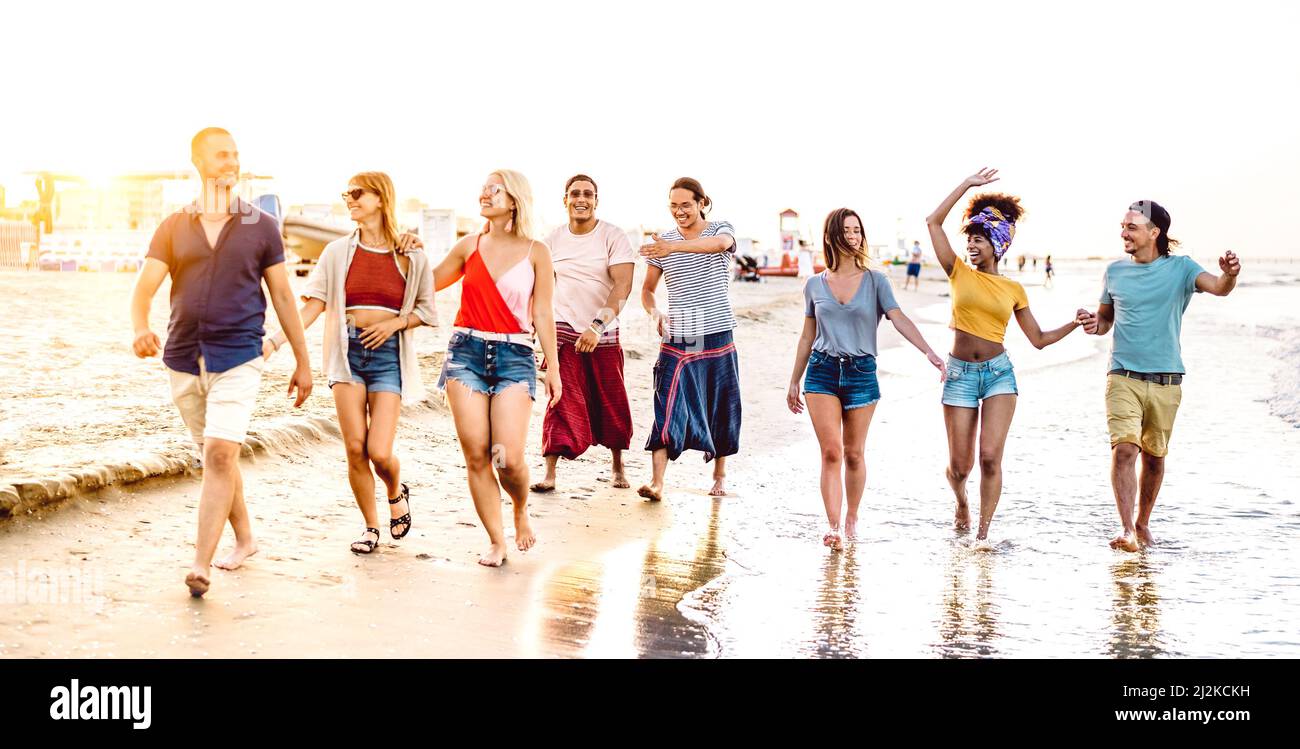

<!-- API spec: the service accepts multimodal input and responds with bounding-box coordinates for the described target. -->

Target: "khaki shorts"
[1105,374,1182,458]
[168,355,265,449]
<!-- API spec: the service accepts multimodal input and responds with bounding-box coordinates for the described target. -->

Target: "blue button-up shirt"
[147,199,286,375]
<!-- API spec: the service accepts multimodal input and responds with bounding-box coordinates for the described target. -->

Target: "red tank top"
[453,236,526,333]
[345,243,406,313]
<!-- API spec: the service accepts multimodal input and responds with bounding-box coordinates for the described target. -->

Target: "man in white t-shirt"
[530,174,637,492]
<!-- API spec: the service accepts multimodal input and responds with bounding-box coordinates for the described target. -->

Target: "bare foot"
[530,478,556,493]
[843,516,858,541]
[822,529,843,550]
[1135,525,1155,547]
[709,477,727,496]
[213,542,259,571]
[514,510,537,552]
[185,569,210,598]
[1109,531,1140,552]
[973,537,994,552]
[611,471,631,489]
[478,543,509,567]
[955,502,971,532]
[637,483,663,502]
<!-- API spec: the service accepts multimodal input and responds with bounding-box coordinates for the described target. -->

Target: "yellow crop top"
[947,260,1028,343]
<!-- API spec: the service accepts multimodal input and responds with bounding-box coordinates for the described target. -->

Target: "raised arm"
[1194,250,1241,296]
[130,258,170,358]
[885,308,947,381]
[926,168,999,276]
[640,232,734,260]
[1013,306,1080,349]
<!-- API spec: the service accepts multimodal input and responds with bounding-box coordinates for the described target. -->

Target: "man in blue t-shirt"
[1076,201,1240,552]
[130,127,313,598]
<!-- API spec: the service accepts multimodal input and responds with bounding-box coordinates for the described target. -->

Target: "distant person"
[1032,257,1038,270]
[926,168,1082,545]
[638,177,741,500]
[130,127,313,597]
[264,172,436,555]
[530,174,636,494]
[433,170,561,567]
[904,240,923,291]
[787,208,945,549]
[1018,255,1026,273]
[1076,201,1240,552]
[1044,254,1055,288]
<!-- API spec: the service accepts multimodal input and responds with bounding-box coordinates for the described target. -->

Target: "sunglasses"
[481,184,508,197]
[341,188,371,201]
[567,189,596,200]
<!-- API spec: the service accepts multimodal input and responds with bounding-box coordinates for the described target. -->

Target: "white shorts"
[168,355,266,448]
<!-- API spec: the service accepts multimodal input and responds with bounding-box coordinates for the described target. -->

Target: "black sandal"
[351,527,381,555]
[389,483,412,540]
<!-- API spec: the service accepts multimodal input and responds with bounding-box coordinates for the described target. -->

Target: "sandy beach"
[2,260,1298,658]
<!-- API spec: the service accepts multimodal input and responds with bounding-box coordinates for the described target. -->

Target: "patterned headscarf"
[966,207,1016,260]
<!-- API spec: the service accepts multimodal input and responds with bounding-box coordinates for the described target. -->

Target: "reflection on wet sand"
[528,499,727,658]
[1107,557,1164,658]
[809,547,864,658]
[935,542,1001,658]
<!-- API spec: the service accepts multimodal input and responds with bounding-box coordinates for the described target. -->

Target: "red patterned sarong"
[542,323,633,459]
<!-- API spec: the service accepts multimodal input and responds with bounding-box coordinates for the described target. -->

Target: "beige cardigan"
[280,230,437,405]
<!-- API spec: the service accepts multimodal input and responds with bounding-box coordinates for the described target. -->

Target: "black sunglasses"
[341,188,371,201]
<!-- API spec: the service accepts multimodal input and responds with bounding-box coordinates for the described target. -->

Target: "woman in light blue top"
[787,208,946,550]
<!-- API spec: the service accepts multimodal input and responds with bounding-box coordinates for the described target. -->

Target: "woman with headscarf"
[925,168,1081,545]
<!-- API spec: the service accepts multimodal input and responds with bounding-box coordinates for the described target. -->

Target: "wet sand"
[4,262,1296,658]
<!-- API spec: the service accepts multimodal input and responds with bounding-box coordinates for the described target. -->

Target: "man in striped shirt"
[637,177,742,500]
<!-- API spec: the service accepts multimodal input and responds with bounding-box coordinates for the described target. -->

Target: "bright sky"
[2,0,1297,257]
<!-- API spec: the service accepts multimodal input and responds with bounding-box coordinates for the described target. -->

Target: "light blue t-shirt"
[1100,254,1205,374]
[804,270,900,357]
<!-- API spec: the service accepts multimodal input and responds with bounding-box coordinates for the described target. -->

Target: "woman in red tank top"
[432,170,561,568]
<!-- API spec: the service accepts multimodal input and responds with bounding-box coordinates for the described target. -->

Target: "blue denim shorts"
[941,351,1018,408]
[437,330,537,400]
[331,330,402,395]
[803,351,881,410]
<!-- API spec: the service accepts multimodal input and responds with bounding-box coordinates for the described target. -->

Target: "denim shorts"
[331,330,401,395]
[437,330,537,400]
[803,351,881,410]
[941,351,1018,408]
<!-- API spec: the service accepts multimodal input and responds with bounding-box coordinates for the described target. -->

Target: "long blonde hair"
[350,171,401,248]
[488,169,537,240]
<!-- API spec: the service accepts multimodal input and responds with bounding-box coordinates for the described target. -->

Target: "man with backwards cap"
[1077,201,1241,552]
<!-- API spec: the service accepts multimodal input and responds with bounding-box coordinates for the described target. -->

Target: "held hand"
[289,364,313,407]
[262,338,276,360]
[787,382,805,414]
[133,329,161,358]
[545,370,563,408]
[395,232,424,255]
[964,167,1000,188]
[1076,308,1099,335]
[359,318,403,349]
[1219,250,1241,277]
[575,329,600,353]
[928,352,947,382]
